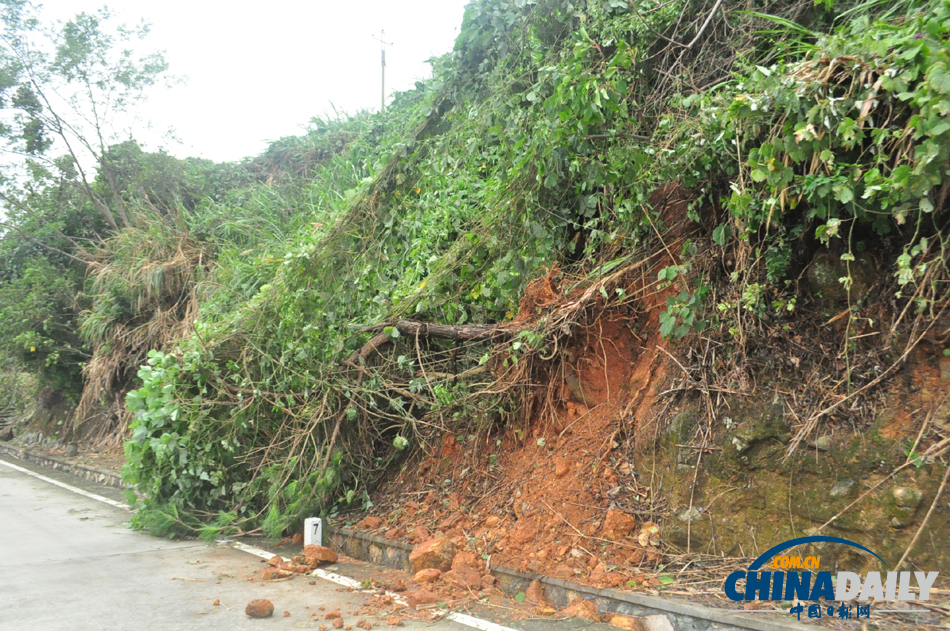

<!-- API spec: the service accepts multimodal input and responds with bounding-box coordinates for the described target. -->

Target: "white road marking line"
[445,612,521,631]
[0,458,130,510]
[223,540,520,631]
[225,539,282,561]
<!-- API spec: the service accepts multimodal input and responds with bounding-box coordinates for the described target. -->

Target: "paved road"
[0,460,477,631]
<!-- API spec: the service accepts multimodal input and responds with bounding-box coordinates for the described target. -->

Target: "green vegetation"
[0,0,946,539]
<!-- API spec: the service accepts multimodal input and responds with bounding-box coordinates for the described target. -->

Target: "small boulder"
[324,610,342,619]
[893,486,923,509]
[409,537,456,573]
[245,599,274,618]
[332,617,344,629]
[412,568,441,584]
[806,250,876,306]
[304,544,338,565]
[829,479,855,498]
[601,510,637,540]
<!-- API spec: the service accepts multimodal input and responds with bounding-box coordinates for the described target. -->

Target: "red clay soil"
[356,265,679,595]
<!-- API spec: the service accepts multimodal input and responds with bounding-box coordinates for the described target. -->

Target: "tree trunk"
[347,320,518,365]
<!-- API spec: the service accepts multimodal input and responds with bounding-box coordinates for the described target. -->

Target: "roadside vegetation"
[0,0,946,545]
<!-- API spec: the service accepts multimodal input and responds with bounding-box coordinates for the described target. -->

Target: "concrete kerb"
[0,442,127,490]
[327,526,811,631]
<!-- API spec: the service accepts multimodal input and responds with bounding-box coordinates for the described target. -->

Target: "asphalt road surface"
[0,459,486,631]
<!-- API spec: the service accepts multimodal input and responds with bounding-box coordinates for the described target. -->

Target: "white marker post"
[304,517,323,546]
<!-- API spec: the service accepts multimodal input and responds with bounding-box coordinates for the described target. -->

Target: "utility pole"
[372,30,393,112]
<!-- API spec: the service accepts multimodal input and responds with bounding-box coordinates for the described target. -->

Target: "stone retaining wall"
[0,442,126,490]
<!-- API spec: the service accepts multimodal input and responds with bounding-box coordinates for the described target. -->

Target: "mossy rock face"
[635,394,949,570]
[806,250,876,307]
[668,406,698,446]
[718,398,790,471]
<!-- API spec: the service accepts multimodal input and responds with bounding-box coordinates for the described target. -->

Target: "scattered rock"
[893,486,923,509]
[212,599,220,606]
[814,435,833,451]
[440,513,468,530]
[385,615,403,626]
[387,578,407,592]
[601,510,637,540]
[484,515,501,527]
[411,525,431,543]
[325,610,342,620]
[245,599,274,618]
[604,614,641,630]
[482,574,496,586]
[412,568,441,584]
[404,590,440,608]
[563,597,598,620]
[356,618,372,629]
[638,521,660,548]
[384,527,404,540]
[525,579,551,606]
[283,611,291,617]
[408,537,456,573]
[443,565,483,590]
[260,567,291,580]
[554,459,571,478]
[356,516,384,530]
[589,562,608,583]
[452,551,481,572]
[332,618,344,629]
[267,555,283,566]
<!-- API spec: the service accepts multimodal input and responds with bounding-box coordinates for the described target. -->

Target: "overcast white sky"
[38,0,471,162]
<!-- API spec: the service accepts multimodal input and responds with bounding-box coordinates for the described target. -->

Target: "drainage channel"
[327,527,811,631]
